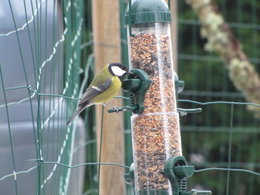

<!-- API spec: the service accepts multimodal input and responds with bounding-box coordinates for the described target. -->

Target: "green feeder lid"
[125,0,171,25]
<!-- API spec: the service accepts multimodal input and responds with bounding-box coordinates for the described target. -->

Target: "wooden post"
[171,0,178,72]
[92,1,126,195]
[165,0,178,71]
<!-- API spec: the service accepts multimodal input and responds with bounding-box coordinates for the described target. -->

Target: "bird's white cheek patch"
[111,66,126,76]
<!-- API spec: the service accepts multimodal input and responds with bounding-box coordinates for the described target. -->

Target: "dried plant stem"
[186,0,260,117]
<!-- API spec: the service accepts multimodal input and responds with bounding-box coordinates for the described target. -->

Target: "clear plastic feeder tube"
[128,22,182,193]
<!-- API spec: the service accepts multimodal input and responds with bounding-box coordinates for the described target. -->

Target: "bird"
[66,63,128,125]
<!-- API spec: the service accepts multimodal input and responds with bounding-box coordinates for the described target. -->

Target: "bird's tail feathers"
[66,106,84,125]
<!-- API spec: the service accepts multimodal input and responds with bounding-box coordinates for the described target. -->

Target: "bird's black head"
[108,63,128,79]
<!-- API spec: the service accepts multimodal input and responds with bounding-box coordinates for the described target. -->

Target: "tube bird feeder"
[125,0,182,194]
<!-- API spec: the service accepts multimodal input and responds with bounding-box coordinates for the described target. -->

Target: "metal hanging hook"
[129,0,132,36]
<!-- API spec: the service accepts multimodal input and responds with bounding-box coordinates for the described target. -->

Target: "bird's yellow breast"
[91,76,122,104]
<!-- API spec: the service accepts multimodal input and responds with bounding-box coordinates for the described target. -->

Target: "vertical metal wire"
[248,1,258,194]
[226,104,234,195]
[97,106,105,195]
[220,15,228,189]
[0,65,18,195]
[7,1,41,194]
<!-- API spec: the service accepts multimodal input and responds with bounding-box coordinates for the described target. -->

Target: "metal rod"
[129,0,132,36]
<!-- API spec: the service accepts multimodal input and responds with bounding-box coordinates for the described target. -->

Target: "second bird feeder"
[125,0,182,194]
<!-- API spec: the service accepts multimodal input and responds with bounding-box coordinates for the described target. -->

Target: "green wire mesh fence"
[0,0,84,194]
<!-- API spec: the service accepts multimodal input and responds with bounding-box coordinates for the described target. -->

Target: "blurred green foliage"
[178,1,260,195]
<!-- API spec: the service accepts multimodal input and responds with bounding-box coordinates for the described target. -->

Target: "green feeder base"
[125,156,212,195]
[138,189,169,195]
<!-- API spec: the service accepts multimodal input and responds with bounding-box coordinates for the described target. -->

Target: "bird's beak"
[119,72,131,82]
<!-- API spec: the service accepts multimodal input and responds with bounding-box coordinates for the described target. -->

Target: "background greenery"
[178,1,260,194]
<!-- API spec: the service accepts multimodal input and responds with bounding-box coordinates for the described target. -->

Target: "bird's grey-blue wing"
[66,79,112,125]
[78,78,112,106]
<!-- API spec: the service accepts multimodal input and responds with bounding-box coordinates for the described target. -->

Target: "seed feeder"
[125,0,182,194]
[118,0,211,194]
[107,0,209,194]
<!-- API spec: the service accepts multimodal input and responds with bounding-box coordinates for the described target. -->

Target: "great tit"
[66,63,128,125]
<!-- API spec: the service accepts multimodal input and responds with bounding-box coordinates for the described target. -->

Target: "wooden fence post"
[92,0,126,194]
